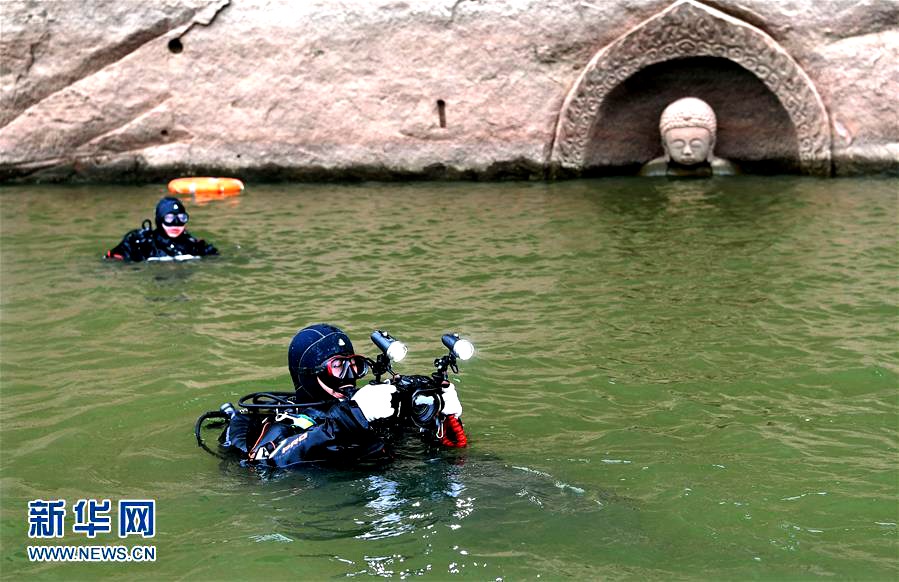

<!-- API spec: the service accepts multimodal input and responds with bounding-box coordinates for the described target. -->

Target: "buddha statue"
[639,97,739,177]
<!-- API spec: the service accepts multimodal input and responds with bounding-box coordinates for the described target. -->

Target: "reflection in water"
[241,450,618,579]
[358,474,418,541]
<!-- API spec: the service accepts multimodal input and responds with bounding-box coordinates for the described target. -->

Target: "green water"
[1,178,896,580]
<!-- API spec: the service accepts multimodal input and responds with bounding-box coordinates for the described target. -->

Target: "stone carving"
[549,0,832,175]
[639,97,738,177]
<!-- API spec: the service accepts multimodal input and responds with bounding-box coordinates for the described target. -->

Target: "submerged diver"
[207,323,465,469]
[104,196,218,262]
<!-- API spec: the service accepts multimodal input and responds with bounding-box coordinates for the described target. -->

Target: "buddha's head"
[659,97,717,166]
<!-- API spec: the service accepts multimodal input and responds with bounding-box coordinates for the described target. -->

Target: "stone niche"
[550,0,832,176]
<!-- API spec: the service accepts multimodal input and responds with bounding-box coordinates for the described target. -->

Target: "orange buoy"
[168,177,244,196]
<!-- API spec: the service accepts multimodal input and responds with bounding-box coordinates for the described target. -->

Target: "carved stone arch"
[549,0,832,175]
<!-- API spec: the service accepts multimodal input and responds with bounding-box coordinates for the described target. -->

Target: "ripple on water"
[0,179,896,579]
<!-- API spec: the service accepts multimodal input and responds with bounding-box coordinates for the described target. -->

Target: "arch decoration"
[549,0,831,175]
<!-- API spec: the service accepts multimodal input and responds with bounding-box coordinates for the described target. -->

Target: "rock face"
[1,0,897,181]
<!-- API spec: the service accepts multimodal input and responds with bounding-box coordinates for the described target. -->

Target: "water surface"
[1,177,896,580]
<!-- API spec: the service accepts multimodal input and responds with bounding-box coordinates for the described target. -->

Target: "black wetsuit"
[218,377,466,469]
[105,225,217,262]
[221,399,390,469]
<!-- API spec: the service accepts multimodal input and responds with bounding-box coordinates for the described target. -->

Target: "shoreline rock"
[2,0,897,183]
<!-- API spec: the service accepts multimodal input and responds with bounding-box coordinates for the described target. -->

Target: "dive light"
[442,333,475,360]
[371,330,408,362]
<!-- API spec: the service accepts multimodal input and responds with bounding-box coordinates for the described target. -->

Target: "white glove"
[351,382,397,421]
[440,383,463,418]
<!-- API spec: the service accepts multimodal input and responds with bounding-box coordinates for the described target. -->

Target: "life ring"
[168,177,244,196]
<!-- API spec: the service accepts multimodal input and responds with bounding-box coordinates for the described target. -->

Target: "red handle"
[440,415,468,448]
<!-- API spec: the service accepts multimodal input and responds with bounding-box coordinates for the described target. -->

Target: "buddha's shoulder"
[711,157,740,176]
[638,157,668,177]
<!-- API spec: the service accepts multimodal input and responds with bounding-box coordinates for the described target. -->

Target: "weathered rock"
[1,0,896,182]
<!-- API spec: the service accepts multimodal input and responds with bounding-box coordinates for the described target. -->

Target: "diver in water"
[104,196,218,262]
[214,324,464,469]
